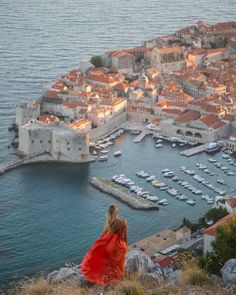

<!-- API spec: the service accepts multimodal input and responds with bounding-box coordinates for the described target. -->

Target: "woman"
[81,204,128,286]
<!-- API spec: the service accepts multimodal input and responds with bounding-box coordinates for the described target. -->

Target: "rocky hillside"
[2,251,236,295]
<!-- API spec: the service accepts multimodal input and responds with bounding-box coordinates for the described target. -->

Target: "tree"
[199,217,236,274]
[90,55,103,68]
[211,216,236,267]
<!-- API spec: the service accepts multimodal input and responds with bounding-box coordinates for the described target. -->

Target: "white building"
[18,120,91,162]
[176,226,191,243]
[16,102,41,126]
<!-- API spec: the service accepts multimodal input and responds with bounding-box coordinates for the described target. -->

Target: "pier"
[90,177,159,210]
[133,130,149,143]
[180,143,208,157]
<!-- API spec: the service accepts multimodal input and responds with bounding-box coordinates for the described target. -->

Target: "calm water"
[0,0,236,287]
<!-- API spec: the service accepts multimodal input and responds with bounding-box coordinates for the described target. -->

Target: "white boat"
[172,143,176,148]
[155,144,163,148]
[162,168,170,173]
[164,171,175,178]
[93,150,97,155]
[187,199,196,206]
[114,151,122,157]
[146,175,156,182]
[101,149,109,154]
[99,155,108,161]
[159,198,168,205]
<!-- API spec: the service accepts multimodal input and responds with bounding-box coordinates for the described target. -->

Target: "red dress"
[81,222,127,286]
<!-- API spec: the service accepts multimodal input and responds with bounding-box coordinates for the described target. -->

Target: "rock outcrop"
[48,267,86,285]
[220,258,236,283]
[125,250,163,283]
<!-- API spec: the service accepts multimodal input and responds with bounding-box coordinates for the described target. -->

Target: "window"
[31,140,34,144]
[67,142,70,145]
[40,140,43,144]
[79,147,81,151]
[67,148,70,151]
[48,140,51,144]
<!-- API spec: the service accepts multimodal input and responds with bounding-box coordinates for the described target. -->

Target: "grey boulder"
[47,267,85,284]
[220,259,236,283]
[125,250,163,281]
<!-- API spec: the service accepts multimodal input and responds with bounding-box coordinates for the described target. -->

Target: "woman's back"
[105,218,127,242]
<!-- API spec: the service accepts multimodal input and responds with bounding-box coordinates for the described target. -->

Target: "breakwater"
[90,177,159,210]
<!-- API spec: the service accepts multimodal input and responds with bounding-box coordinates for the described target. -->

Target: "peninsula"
[14,20,236,164]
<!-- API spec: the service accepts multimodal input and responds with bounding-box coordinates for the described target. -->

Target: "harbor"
[0,129,236,285]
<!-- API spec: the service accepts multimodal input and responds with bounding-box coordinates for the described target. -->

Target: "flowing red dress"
[81,220,127,286]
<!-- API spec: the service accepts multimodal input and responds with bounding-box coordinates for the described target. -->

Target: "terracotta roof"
[157,46,183,54]
[157,100,188,108]
[200,114,220,126]
[226,197,236,209]
[38,115,59,123]
[211,121,225,129]
[153,256,176,268]
[163,109,182,115]
[175,110,200,124]
[204,213,236,237]
[62,102,80,109]
[222,114,235,121]
[46,90,58,98]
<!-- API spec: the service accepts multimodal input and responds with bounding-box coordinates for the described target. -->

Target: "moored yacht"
[114,151,122,157]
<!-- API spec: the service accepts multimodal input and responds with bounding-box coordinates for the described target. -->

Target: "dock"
[180,143,208,157]
[90,177,159,210]
[133,130,148,143]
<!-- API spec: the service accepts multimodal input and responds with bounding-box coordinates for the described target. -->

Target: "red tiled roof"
[226,197,236,209]
[38,115,60,123]
[153,256,176,268]
[204,213,236,237]
[157,100,188,108]
[211,121,225,129]
[163,109,182,115]
[200,114,220,126]
[175,110,200,124]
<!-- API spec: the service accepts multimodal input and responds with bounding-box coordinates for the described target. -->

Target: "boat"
[159,186,169,191]
[162,168,170,173]
[147,195,159,202]
[146,175,156,182]
[187,199,196,206]
[206,142,222,154]
[155,144,163,148]
[101,149,109,154]
[114,151,122,157]
[179,195,188,201]
[172,143,176,148]
[164,171,175,178]
[99,155,108,161]
[208,158,217,163]
[159,199,168,205]
[93,150,97,155]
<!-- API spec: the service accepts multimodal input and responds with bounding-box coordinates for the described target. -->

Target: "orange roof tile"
[175,110,200,124]
[200,114,220,126]
[204,213,236,237]
[153,256,176,268]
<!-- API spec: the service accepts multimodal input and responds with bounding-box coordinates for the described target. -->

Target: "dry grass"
[178,254,209,286]
[2,256,230,295]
